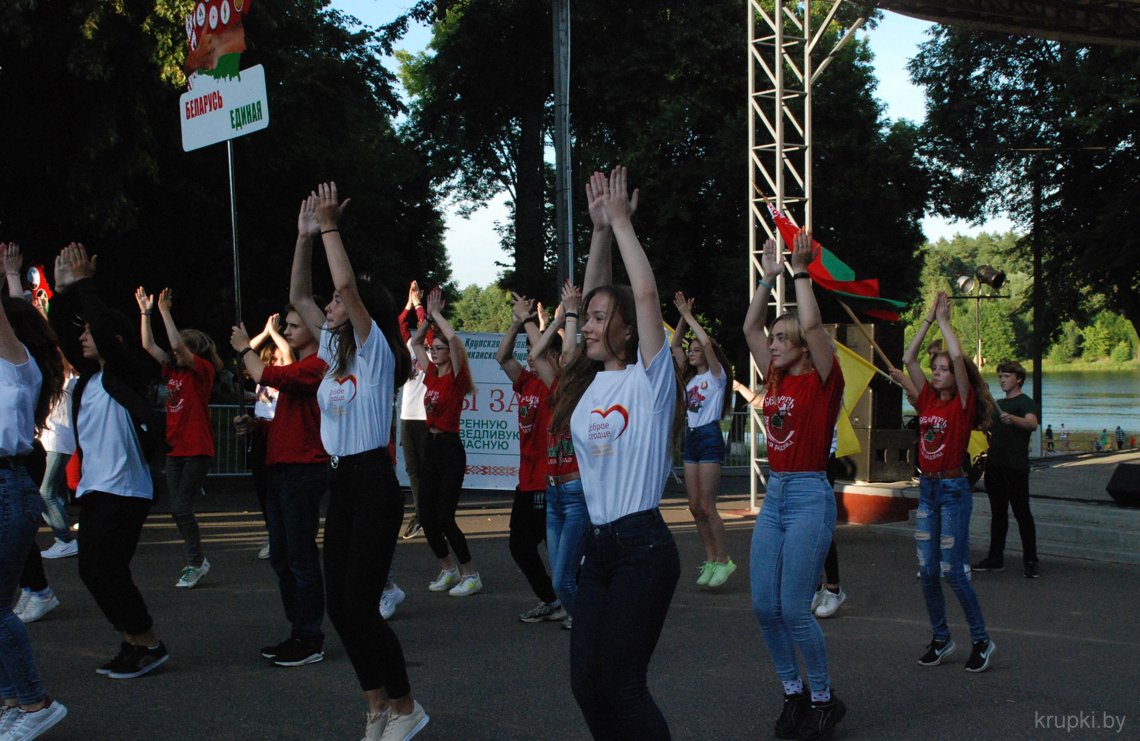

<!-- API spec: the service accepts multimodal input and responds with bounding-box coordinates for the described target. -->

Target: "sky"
[331,2,1015,287]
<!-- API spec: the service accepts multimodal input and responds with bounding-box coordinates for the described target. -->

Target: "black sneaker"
[95,642,133,675]
[1024,560,1040,579]
[774,691,810,739]
[972,557,1004,572]
[918,637,956,666]
[964,639,996,673]
[260,638,292,660]
[107,641,170,679]
[797,695,846,740]
[272,637,324,667]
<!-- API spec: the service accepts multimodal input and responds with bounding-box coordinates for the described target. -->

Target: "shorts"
[683,421,725,464]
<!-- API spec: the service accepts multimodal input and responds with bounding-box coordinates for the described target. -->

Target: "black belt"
[329,448,388,470]
[0,455,28,470]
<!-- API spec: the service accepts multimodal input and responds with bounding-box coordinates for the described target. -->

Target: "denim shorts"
[683,421,725,464]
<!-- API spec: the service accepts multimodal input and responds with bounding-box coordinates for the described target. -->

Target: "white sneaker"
[258,540,271,560]
[13,590,32,617]
[379,583,406,620]
[40,538,78,559]
[810,585,827,612]
[175,558,211,588]
[3,698,67,740]
[814,588,846,618]
[427,568,460,592]
[378,700,429,741]
[363,708,388,741]
[448,573,483,597]
[0,704,21,736]
[18,593,60,623]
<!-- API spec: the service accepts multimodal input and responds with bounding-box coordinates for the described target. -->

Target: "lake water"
[904,369,1140,436]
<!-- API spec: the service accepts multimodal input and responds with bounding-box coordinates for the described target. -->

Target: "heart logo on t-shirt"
[590,404,630,440]
[331,375,358,405]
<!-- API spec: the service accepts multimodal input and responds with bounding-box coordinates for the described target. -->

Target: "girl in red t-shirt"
[137,287,222,589]
[902,291,998,673]
[411,287,481,597]
[743,228,846,738]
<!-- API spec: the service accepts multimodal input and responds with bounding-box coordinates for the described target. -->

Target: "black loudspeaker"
[843,428,915,483]
[1106,463,1140,508]
[830,323,903,430]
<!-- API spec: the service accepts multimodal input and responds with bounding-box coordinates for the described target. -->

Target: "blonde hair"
[180,329,223,371]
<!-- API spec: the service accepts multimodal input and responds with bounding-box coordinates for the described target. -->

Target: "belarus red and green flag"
[767,204,906,322]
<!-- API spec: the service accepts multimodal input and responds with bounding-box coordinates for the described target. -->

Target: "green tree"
[449,284,514,332]
[1048,320,1081,364]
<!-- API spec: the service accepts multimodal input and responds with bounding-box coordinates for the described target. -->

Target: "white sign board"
[180,65,269,152]
[396,332,528,491]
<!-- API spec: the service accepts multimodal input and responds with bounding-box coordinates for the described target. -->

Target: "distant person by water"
[1115,426,1125,451]
[1059,424,1070,452]
[1044,424,1054,453]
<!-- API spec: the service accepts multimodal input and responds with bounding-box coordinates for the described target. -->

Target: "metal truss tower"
[746,0,867,508]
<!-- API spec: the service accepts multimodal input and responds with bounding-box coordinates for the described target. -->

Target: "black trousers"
[420,432,471,564]
[510,490,557,604]
[401,419,428,522]
[983,466,1038,563]
[77,492,154,635]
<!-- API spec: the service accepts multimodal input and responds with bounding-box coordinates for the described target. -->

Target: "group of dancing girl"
[0,167,1002,741]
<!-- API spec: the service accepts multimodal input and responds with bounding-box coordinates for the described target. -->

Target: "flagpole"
[837,298,904,383]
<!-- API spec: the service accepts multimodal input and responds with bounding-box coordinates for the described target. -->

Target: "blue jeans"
[266,464,328,643]
[916,476,989,643]
[750,471,835,692]
[38,451,73,542]
[545,478,589,615]
[571,509,679,740]
[0,465,47,705]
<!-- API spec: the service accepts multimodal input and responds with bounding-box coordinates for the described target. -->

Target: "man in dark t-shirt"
[974,360,1041,578]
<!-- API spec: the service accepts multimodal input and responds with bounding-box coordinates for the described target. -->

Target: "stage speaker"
[1106,463,1140,508]
[839,429,915,483]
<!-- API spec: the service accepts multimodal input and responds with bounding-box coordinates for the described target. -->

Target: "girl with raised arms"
[743,229,846,740]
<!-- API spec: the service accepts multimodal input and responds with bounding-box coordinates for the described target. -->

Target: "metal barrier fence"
[209,405,765,475]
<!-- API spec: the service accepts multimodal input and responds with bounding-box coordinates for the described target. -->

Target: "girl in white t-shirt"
[549,167,684,739]
[290,185,428,740]
[0,269,68,736]
[670,290,734,589]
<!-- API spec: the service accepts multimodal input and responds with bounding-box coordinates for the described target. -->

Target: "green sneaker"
[706,558,737,588]
[696,561,715,586]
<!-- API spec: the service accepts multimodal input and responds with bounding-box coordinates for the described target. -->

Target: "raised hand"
[54,242,96,290]
[510,292,535,324]
[585,171,609,229]
[934,290,951,322]
[158,287,173,315]
[426,286,445,317]
[408,280,423,308]
[601,166,641,226]
[673,291,695,320]
[264,313,281,336]
[297,193,321,238]
[2,242,22,275]
[760,238,783,281]
[230,322,251,352]
[315,182,351,230]
[135,286,154,313]
[789,228,813,273]
[561,279,582,315]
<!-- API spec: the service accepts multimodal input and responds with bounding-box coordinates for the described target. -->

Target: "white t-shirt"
[399,340,427,422]
[317,320,396,456]
[570,343,677,525]
[40,374,77,455]
[0,346,42,457]
[253,384,279,421]
[684,367,726,428]
[76,372,153,499]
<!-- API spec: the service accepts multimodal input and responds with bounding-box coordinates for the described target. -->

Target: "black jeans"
[165,455,210,567]
[266,463,328,643]
[510,490,557,604]
[401,419,428,522]
[571,509,679,740]
[323,452,410,698]
[420,432,471,564]
[249,424,269,526]
[983,466,1038,563]
[77,492,153,635]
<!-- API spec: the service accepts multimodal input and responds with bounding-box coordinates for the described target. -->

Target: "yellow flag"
[968,430,989,460]
[832,342,878,457]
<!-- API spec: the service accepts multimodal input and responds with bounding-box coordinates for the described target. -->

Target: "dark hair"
[996,359,1027,385]
[550,285,685,445]
[327,276,411,388]
[2,297,64,431]
[931,351,997,431]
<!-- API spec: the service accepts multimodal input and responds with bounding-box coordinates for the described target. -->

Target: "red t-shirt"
[423,361,471,433]
[763,361,844,473]
[541,378,579,478]
[163,355,216,458]
[513,369,550,491]
[916,383,976,474]
[260,355,330,466]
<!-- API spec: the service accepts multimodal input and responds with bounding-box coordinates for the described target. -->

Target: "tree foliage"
[910,28,1140,339]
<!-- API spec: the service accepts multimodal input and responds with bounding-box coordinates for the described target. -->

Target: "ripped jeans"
[915,476,989,644]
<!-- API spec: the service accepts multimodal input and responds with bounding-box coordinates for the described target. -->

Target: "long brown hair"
[931,351,996,431]
[179,329,223,371]
[550,285,686,444]
[328,277,412,390]
[3,297,64,431]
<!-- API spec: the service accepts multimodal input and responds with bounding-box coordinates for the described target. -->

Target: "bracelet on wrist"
[320,228,339,235]
[565,312,578,320]
[792,272,811,281]
[758,278,774,291]
[239,346,254,358]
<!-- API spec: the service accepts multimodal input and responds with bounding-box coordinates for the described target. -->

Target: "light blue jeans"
[750,471,835,692]
[916,476,989,643]
[0,465,47,705]
[38,451,74,542]
[546,478,589,616]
